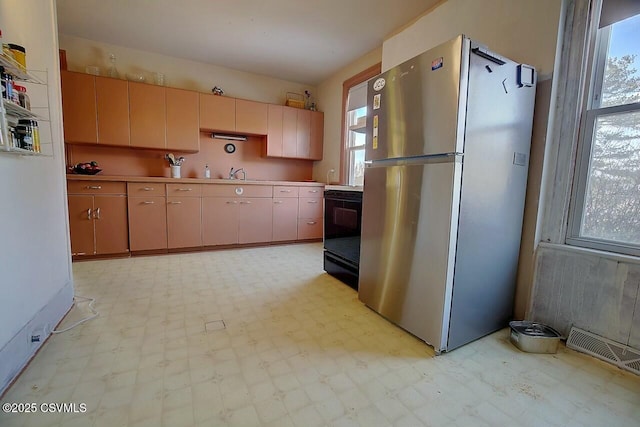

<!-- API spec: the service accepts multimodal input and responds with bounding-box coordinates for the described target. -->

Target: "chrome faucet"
[229,167,246,180]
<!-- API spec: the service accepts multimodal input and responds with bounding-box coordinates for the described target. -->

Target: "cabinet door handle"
[142,201,155,204]
[143,187,154,191]
[226,201,238,204]
[308,190,318,193]
[86,185,102,190]
[94,207,101,219]
[168,201,182,204]
[274,201,283,204]
[307,221,317,225]
[307,200,318,204]
[240,201,252,204]
[176,188,192,191]
[280,189,291,193]
[86,208,92,220]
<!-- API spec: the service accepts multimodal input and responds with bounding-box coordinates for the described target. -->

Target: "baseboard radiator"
[566,327,640,376]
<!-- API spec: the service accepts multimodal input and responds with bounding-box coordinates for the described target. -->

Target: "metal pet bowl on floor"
[509,320,561,354]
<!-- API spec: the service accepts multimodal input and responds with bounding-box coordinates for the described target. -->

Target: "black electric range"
[323,189,362,290]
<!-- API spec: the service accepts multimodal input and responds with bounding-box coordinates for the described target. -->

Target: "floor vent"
[566,327,640,376]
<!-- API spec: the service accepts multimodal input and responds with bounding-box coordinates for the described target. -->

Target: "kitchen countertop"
[66,174,325,187]
[325,184,363,192]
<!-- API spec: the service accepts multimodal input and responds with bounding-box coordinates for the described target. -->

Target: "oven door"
[323,190,362,265]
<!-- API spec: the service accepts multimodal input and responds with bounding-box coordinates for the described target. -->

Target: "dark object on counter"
[324,189,363,290]
[212,86,224,95]
[70,161,102,175]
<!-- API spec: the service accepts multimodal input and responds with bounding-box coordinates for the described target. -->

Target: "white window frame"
[344,104,366,186]
[567,17,640,256]
[340,63,380,185]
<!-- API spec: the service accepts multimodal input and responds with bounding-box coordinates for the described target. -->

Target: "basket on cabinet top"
[285,92,305,109]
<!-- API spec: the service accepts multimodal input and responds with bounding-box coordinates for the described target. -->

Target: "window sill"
[538,241,640,265]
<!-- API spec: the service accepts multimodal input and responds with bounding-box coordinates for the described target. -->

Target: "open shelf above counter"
[1,54,51,157]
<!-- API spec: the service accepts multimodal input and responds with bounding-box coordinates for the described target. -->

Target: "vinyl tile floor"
[1,243,639,427]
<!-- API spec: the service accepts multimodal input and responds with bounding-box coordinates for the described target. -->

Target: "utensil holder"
[171,165,181,178]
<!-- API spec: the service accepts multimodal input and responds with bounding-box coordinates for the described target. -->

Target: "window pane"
[581,110,640,244]
[346,106,367,127]
[349,148,365,186]
[600,14,640,108]
[351,131,365,147]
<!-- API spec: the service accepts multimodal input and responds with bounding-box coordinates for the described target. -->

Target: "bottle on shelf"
[204,164,211,179]
[107,53,119,79]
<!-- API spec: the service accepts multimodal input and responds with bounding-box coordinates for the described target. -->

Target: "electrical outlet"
[29,324,48,345]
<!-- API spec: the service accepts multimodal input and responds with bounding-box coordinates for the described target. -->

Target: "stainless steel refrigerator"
[359,35,537,353]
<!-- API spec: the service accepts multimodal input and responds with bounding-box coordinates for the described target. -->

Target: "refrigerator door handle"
[366,153,463,168]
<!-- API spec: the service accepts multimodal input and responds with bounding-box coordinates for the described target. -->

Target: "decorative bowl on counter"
[69,162,102,175]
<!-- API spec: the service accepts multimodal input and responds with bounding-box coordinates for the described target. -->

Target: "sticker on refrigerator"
[431,57,443,71]
[373,94,381,110]
[373,115,379,149]
[373,78,386,91]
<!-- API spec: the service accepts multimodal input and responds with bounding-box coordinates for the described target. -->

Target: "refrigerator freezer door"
[365,35,465,161]
[359,159,461,351]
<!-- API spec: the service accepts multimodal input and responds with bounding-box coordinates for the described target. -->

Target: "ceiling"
[56,0,440,85]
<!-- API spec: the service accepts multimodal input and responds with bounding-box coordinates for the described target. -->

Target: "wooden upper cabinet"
[61,71,98,144]
[129,82,166,149]
[310,111,324,160]
[166,88,200,151]
[266,104,283,157]
[200,93,235,132]
[96,76,130,146]
[296,109,311,159]
[282,106,298,158]
[236,99,268,135]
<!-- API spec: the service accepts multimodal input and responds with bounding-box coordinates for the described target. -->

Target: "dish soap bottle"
[204,164,211,179]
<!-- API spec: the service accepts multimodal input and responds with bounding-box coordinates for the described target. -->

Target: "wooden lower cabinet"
[128,195,167,251]
[238,198,273,244]
[69,181,324,257]
[272,198,298,241]
[94,196,129,254]
[68,195,96,256]
[67,186,128,256]
[202,197,239,246]
[297,218,323,240]
[167,197,202,249]
[203,196,273,245]
[298,188,323,240]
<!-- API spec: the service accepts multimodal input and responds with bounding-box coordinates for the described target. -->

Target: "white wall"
[59,34,316,105]
[0,0,73,393]
[312,48,382,184]
[382,0,561,77]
